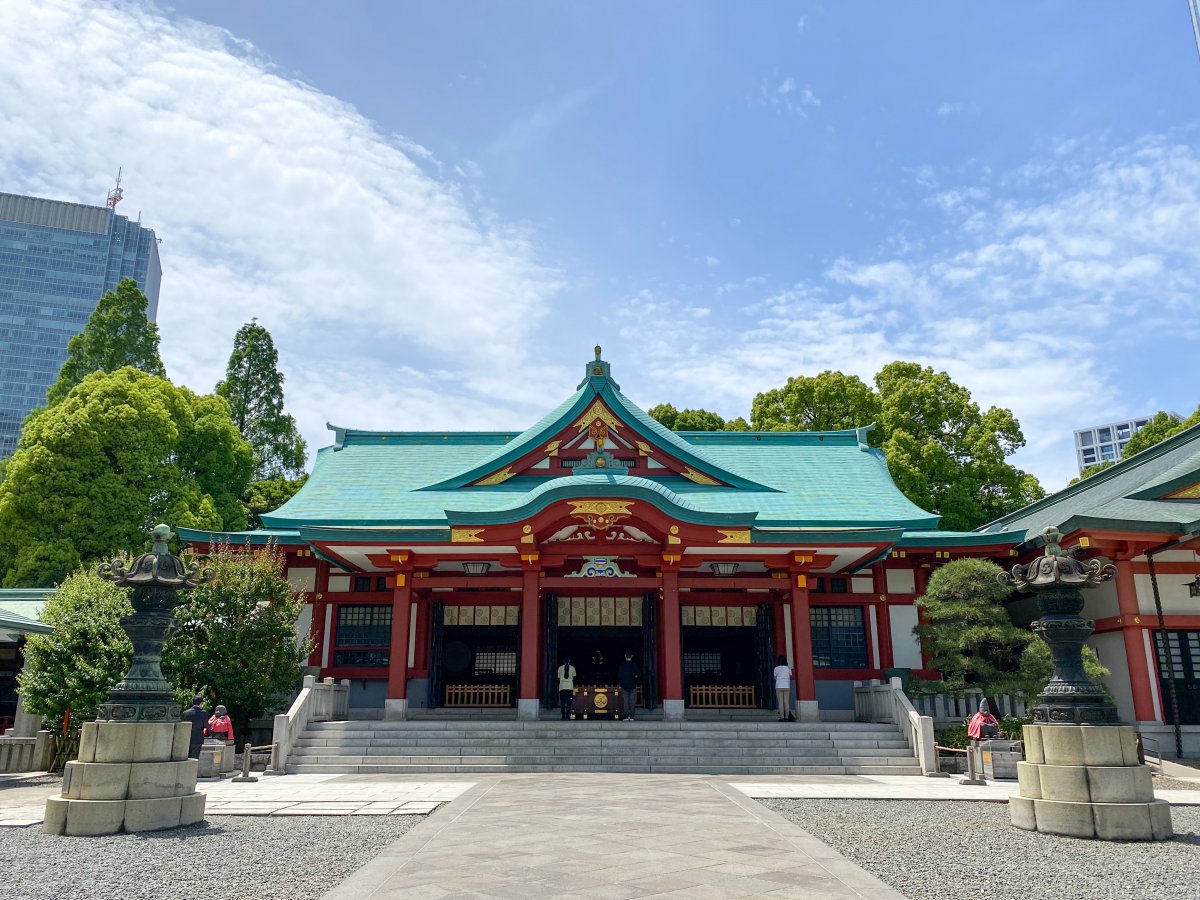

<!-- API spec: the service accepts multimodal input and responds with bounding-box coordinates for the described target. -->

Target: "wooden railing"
[688,685,756,708]
[445,684,512,707]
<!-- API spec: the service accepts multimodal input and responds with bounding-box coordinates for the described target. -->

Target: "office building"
[0,191,161,456]
[1074,415,1181,473]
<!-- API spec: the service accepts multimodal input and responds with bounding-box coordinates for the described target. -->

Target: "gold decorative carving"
[544,440,561,457]
[451,527,484,543]
[669,525,679,535]
[522,524,532,533]
[682,467,720,486]
[474,467,514,486]
[573,400,622,434]
[589,418,609,445]
[717,529,751,544]
[1166,481,1200,499]
[636,441,652,457]
[568,499,633,530]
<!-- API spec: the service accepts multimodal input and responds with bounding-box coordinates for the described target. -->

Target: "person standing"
[557,657,576,720]
[773,655,793,722]
[206,703,235,744]
[181,695,207,758]
[617,652,639,721]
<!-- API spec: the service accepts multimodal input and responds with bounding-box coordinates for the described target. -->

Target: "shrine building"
[178,349,1199,741]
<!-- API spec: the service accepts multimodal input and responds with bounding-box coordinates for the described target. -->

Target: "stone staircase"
[286,718,922,776]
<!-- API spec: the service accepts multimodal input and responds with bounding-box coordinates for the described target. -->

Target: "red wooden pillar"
[873,564,895,670]
[661,566,684,719]
[385,573,413,719]
[308,560,330,670]
[789,574,818,719]
[1114,558,1159,722]
[518,565,541,719]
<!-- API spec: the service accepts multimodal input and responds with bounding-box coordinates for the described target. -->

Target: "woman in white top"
[772,655,792,721]
[557,657,577,721]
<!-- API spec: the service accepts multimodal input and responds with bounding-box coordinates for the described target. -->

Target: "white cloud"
[760,76,821,117]
[610,135,1200,493]
[0,0,564,461]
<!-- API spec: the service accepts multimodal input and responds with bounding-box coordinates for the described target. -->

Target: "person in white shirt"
[772,655,793,721]
[557,657,577,720]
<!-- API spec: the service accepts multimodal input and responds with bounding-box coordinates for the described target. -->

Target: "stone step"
[290,739,907,753]
[306,720,898,733]
[290,748,907,763]
[286,752,920,767]
[285,762,886,776]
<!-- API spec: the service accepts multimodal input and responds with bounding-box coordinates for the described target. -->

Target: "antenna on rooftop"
[1190,0,1200,63]
[106,167,124,210]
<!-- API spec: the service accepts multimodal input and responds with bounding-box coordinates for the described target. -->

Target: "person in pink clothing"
[206,704,234,744]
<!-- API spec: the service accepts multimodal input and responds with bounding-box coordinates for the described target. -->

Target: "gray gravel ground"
[762,799,1200,900]
[4,814,422,900]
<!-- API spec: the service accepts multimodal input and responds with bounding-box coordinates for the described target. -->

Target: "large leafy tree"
[914,558,1031,696]
[216,320,307,480]
[648,403,749,432]
[163,543,311,738]
[46,278,165,406]
[751,370,879,432]
[0,367,253,586]
[242,474,309,529]
[873,362,1042,530]
[17,569,132,731]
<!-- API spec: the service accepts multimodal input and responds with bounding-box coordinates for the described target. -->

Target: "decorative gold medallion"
[474,467,513,486]
[451,527,484,543]
[682,466,720,486]
[573,400,621,434]
[717,529,751,544]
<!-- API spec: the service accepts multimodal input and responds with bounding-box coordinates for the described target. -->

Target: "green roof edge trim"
[444,474,757,527]
[416,375,777,493]
[979,419,1200,533]
[899,529,1027,548]
[177,527,304,545]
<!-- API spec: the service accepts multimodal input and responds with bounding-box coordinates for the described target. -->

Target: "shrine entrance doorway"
[542,594,658,710]
[681,603,775,710]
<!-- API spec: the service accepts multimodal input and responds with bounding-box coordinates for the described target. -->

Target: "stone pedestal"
[198,738,225,778]
[980,739,1021,780]
[42,722,205,835]
[1010,724,1172,841]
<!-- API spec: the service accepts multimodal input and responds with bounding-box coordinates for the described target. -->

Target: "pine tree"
[46,278,165,405]
[216,320,307,480]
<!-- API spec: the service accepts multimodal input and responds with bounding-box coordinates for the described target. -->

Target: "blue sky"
[2,1,1198,493]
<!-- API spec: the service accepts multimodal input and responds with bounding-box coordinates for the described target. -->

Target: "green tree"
[1070,461,1115,484]
[874,362,1043,530]
[242,474,309,530]
[751,370,880,432]
[1011,639,1113,704]
[16,569,132,731]
[0,367,253,587]
[216,320,307,479]
[163,543,311,738]
[914,558,1031,696]
[1120,408,1200,458]
[648,403,749,432]
[46,278,165,406]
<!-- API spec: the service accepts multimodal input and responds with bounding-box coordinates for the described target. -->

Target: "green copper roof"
[979,420,1200,541]
[179,352,1032,549]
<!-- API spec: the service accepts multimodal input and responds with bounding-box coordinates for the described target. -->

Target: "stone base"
[383,698,408,721]
[796,700,820,722]
[198,740,225,778]
[42,721,205,835]
[1010,724,1172,841]
[662,700,685,721]
[517,698,540,721]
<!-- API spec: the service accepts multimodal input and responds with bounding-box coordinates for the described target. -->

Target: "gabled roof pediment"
[419,349,776,493]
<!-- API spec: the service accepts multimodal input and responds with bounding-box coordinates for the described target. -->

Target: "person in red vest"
[206,704,234,744]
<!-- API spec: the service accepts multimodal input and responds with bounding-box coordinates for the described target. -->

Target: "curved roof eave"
[444,473,759,527]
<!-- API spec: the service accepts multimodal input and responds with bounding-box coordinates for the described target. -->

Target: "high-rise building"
[0,191,161,456]
[1073,413,1180,472]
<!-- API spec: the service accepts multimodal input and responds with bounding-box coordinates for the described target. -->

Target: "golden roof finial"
[594,344,602,359]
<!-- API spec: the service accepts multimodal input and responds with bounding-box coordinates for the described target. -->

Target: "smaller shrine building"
[180,350,1200,744]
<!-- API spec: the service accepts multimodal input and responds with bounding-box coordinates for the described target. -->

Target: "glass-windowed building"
[0,192,161,456]
[1074,414,1180,473]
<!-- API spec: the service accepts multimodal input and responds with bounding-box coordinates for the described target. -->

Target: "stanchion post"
[232,741,259,783]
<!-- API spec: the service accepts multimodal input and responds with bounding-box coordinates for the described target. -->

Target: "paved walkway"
[323,774,907,900]
[202,773,473,816]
